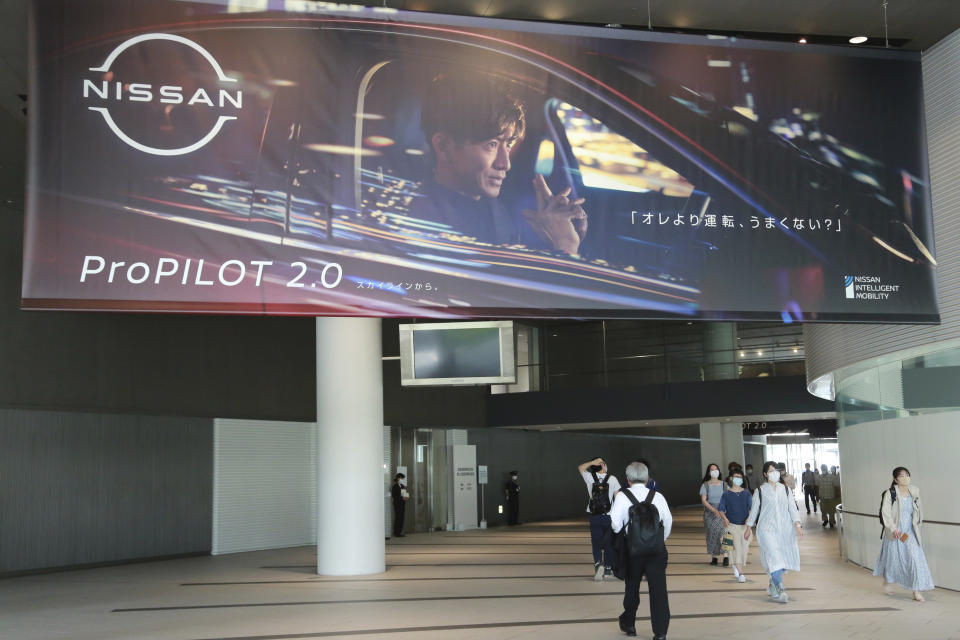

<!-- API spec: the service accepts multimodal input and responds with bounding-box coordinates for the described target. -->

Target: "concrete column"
[702,322,737,381]
[316,317,385,575]
[699,422,746,471]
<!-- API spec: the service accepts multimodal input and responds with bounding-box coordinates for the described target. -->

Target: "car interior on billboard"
[22,0,939,322]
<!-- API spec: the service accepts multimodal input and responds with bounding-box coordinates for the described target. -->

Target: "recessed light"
[757,350,763,356]
[849,36,868,44]
[739,351,745,357]
[798,37,807,44]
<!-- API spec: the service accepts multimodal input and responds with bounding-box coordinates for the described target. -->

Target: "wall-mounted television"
[399,321,516,386]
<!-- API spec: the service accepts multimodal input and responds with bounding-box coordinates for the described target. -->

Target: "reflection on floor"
[0,508,957,639]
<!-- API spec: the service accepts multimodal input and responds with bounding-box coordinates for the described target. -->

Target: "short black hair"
[509,470,518,475]
[421,72,526,150]
[395,473,405,480]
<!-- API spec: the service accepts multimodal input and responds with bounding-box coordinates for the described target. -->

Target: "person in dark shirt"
[391,473,408,538]
[411,72,588,253]
[505,470,521,525]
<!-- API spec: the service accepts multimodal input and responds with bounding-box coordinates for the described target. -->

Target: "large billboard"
[23,0,939,322]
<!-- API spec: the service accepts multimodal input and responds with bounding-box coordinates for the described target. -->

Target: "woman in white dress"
[745,460,802,603]
[874,467,934,601]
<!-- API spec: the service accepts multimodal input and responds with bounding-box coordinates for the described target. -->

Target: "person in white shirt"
[578,456,622,581]
[610,461,672,640]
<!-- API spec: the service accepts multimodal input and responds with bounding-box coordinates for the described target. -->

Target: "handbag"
[721,528,735,550]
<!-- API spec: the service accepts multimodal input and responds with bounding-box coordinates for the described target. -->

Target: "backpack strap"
[602,473,610,485]
[644,488,657,504]
[623,488,641,508]
[591,470,599,485]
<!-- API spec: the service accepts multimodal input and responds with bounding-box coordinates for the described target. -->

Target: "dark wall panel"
[0,408,212,574]
[469,429,702,526]
[487,375,833,427]
[0,204,316,421]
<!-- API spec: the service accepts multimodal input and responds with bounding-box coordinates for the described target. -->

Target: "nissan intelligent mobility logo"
[82,33,243,156]
[844,275,855,299]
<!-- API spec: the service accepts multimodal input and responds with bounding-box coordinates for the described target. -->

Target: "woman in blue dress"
[874,466,934,601]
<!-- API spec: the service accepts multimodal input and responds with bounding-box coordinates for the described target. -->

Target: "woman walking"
[745,461,802,603]
[718,468,752,582]
[699,463,728,566]
[874,467,934,601]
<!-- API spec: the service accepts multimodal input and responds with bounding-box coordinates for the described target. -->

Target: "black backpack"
[623,488,665,556]
[589,471,612,515]
[878,489,894,538]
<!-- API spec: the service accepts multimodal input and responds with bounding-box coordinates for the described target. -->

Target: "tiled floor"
[0,508,957,639]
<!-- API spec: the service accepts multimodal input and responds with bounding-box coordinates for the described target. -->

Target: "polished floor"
[0,508,957,639]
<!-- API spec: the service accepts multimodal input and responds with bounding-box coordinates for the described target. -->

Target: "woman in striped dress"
[699,463,728,566]
[874,467,934,601]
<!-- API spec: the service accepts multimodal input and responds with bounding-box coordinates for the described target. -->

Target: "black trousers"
[392,502,405,537]
[507,496,519,525]
[803,485,818,512]
[620,549,669,637]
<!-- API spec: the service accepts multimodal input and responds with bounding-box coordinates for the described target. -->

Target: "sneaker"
[775,587,789,603]
[722,557,730,567]
[732,565,740,579]
[738,574,746,583]
[767,580,776,596]
[594,563,604,582]
[710,557,718,566]
[603,567,613,578]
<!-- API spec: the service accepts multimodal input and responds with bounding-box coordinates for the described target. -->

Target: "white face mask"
[898,476,910,486]
[767,470,781,483]
[732,477,743,487]
[511,475,518,480]
[709,469,720,479]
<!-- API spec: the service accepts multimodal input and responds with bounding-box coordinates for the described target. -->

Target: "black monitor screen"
[412,328,501,379]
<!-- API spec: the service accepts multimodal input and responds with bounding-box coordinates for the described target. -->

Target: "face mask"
[767,470,781,483]
[732,477,743,487]
[511,475,518,480]
[898,476,910,486]
[709,469,720,479]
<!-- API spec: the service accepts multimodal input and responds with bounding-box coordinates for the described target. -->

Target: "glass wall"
[766,439,840,476]
[508,320,805,392]
[835,338,960,428]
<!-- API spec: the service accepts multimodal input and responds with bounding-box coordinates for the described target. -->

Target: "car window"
[553,100,694,198]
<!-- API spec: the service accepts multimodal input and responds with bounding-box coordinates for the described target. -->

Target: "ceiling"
[401,0,960,50]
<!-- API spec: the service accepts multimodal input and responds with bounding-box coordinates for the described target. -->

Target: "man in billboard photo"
[412,72,588,255]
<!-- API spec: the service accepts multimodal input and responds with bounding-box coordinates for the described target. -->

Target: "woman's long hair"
[701,463,723,485]
[890,466,910,504]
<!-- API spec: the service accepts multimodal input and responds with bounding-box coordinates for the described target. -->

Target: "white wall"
[212,419,316,555]
[838,411,960,590]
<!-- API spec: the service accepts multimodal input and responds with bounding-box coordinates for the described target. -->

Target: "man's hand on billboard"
[523,175,588,255]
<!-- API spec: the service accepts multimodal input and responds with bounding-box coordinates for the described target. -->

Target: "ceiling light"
[798,37,807,44]
[739,351,745,357]
[757,350,763,356]
[793,347,799,353]
[849,36,868,44]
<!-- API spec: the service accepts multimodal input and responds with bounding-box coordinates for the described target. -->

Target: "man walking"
[818,464,839,528]
[802,463,819,514]
[610,461,672,639]
[578,456,621,581]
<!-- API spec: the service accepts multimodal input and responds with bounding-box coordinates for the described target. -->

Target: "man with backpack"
[609,461,672,639]
[578,456,622,581]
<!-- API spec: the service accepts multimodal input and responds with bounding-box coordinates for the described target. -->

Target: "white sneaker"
[594,563,604,582]
[732,566,740,579]
[767,580,775,596]
[770,584,789,603]
[738,575,746,583]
